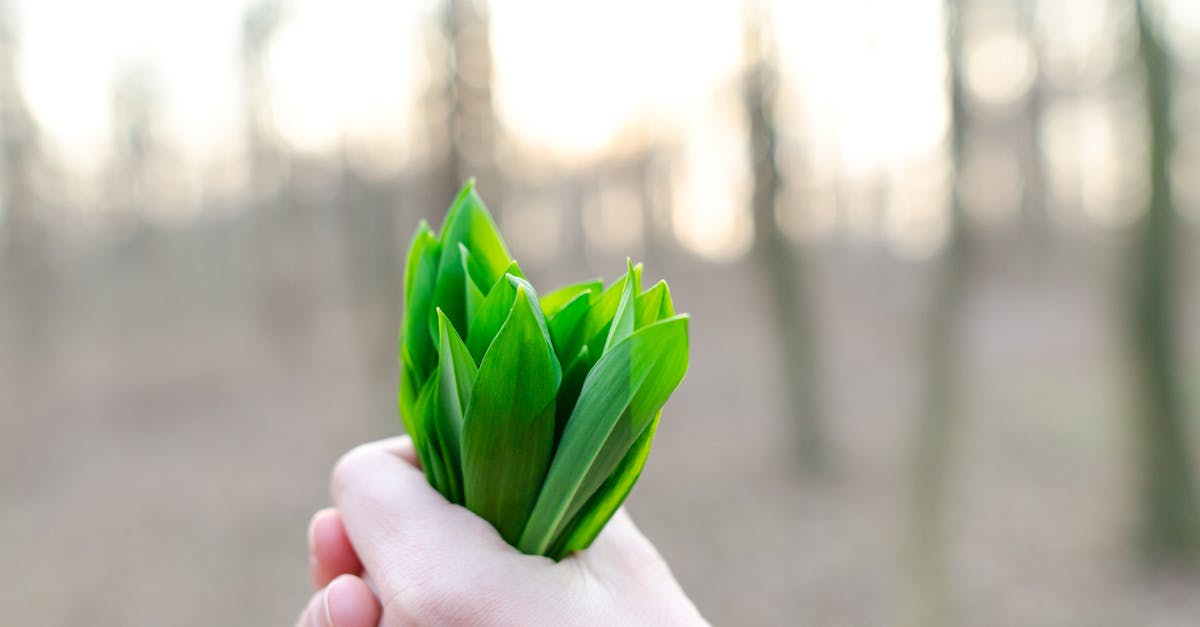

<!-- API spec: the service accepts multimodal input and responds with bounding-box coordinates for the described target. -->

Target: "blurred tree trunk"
[1130,0,1200,563]
[0,3,38,267]
[109,65,161,219]
[240,0,316,363]
[0,2,52,376]
[432,0,500,212]
[240,0,287,208]
[742,3,825,469]
[905,0,972,623]
[1017,0,1048,253]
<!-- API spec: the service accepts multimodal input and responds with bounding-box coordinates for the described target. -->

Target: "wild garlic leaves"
[399,181,689,559]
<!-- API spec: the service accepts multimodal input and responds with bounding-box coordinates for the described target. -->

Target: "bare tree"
[427,0,500,211]
[905,0,973,623]
[1129,0,1200,563]
[0,1,38,267]
[741,1,825,468]
[109,63,164,220]
[239,0,318,363]
[240,0,287,206]
[1016,0,1048,251]
[0,0,59,380]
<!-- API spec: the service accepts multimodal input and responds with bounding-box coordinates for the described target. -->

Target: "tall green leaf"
[432,309,478,504]
[401,228,442,417]
[541,279,602,318]
[413,370,449,496]
[402,229,442,379]
[518,314,689,554]
[547,291,592,364]
[432,182,513,336]
[459,244,489,330]
[634,280,675,329]
[548,410,662,559]
[398,356,420,442]
[400,221,434,436]
[554,346,591,445]
[462,287,563,544]
[465,264,522,363]
[581,263,643,363]
[602,259,638,354]
[404,220,434,307]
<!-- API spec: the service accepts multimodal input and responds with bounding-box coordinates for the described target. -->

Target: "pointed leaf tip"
[519,315,689,555]
[462,283,560,544]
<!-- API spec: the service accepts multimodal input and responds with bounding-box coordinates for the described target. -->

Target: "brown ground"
[3,225,1199,626]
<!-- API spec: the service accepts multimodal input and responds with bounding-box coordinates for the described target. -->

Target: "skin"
[296,436,707,627]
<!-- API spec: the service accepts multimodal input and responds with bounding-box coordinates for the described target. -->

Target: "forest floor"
[3,229,1200,626]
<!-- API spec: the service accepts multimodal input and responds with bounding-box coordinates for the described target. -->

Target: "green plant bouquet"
[398,181,689,560]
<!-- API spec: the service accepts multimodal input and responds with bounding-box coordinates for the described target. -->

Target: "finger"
[329,437,517,591]
[309,508,363,588]
[369,435,420,467]
[327,575,382,627]
[296,575,381,627]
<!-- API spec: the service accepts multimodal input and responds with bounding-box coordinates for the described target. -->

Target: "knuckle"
[386,570,476,625]
[329,443,372,498]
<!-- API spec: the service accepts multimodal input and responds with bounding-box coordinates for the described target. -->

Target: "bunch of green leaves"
[399,181,689,559]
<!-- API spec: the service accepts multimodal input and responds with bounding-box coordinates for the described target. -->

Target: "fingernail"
[322,584,335,627]
[307,512,321,555]
[308,509,333,589]
[308,508,336,553]
[324,575,354,627]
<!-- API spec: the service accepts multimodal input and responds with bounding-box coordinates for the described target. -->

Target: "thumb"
[329,437,519,592]
[295,574,380,627]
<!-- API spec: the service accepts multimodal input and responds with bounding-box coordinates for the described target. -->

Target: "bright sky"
[18,0,244,171]
[489,0,743,155]
[13,0,1200,256]
[14,0,945,170]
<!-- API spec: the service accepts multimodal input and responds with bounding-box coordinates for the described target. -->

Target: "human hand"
[296,436,706,626]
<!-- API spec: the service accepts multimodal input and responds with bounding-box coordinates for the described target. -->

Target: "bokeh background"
[3,0,1200,624]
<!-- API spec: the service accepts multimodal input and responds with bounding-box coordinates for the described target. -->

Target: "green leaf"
[466,268,561,378]
[540,279,602,318]
[401,186,692,559]
[554,345,591,445]
[634,280,675,329]
[438,309,478,414]
[416,356,466,504]
[404,220,434,306]
[459,244,490,330]
[602,259,638,354]
[518,314,689,555]
[413,370,449,495]
[432,182,513,337]
[459,242,493,292]
[546,291,592,364]
[399,224,438,438]
[398,354,420,441]
[548,410,661,559]
[465,267,520,364]
[432,309,478,504]
[462,287,563,544]
[581,263,643,361]
[402,229,442,388]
